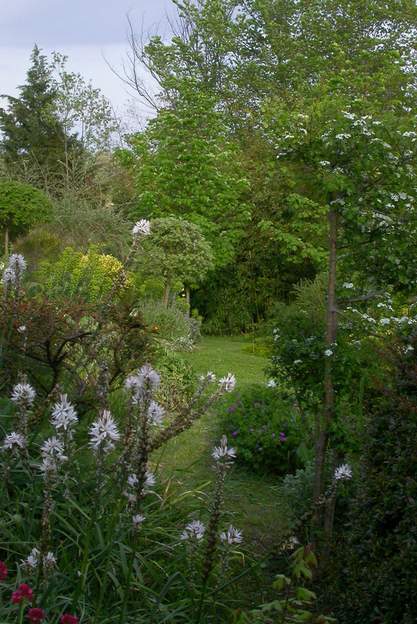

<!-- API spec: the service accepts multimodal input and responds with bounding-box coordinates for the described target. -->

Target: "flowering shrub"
[219,385,307,474]
[37,245,132,303]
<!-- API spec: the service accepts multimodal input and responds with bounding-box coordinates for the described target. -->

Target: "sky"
[0,0,175,123]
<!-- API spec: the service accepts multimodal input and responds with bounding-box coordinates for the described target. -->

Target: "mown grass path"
[155,336,288,552]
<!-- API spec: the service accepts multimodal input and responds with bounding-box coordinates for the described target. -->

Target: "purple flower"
[227,404,237,413]
[231,430,238,438]
[279,432,287,442]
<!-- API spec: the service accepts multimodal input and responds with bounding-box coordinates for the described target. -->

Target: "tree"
[122,85,249,269]
[0,46,76,191]
[123,0,417,331]
[0,180,53,255]
[138,217,214,307]
[262,80,417,532]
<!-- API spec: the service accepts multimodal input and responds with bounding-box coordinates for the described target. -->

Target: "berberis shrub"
[219,385,306,475]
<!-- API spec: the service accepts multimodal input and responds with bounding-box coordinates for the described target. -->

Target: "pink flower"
[60,615,79,624]
[0,560,8,581]
[27,608,45,623]
[11,583,33,604]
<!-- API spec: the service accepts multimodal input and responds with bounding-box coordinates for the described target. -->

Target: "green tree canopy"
[0,180,53,254]
[138,217,214,305]
[120,86,250,268]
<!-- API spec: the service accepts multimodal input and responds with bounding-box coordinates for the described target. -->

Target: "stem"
[313,205,338,527]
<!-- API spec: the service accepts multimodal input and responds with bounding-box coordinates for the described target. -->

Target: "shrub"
[218,385,309,475]
[0,180,52,252]
[37,246,131,303]
[323,333,417,623]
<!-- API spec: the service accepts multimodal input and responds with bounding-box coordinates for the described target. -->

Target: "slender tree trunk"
[313,206,338,524]
[163,283,171,308]
[4,227,9,258]
[185,286,191,317]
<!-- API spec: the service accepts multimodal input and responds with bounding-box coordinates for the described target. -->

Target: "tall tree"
[121,85,250,268]
[0,46,75,190]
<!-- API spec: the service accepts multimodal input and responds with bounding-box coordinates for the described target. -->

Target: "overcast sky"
[0,0,174,123]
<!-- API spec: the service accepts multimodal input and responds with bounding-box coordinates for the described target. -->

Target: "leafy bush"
[0,180,52,248]
[139,299,201,350]
[218,385,309,475]
[37,246,131,303]
[323,333,417,623]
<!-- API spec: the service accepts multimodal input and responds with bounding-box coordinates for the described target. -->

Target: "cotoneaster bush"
[218,385,309,475]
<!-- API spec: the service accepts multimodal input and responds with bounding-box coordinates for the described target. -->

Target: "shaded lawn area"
[154,336,288,553]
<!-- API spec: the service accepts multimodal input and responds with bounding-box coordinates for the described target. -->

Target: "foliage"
[218,385,308,475]
[120,86,250,268]
[0,46,79,191]
[138,217,214,302]
[37,246,131,304]
[236,546,335,624]
[0,368,244,623]
[322,333,417,623]
[139,299,200,350]
[0,180,52,247]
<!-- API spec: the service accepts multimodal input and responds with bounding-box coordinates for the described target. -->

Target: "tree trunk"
[185,286,191,317]
[163,283,171,307]
[4,227,9,258]
[313,206,338,525]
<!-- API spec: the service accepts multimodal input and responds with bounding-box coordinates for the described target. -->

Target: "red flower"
[0,561,8,581]
[60,615,79,624]
[27,608,45,623]
[12,591,23,604]
[11,583,34,604]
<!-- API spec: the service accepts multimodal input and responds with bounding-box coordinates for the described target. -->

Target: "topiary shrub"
[0,179,52,254]
[218,385,309,475]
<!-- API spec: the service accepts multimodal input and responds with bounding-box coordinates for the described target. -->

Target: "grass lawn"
[154,336,289,554]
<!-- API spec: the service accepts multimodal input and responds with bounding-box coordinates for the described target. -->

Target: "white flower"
[342,282,354,289]
[132,513,145,527]
[324,349,333,357]
[379,318,391,326]
[212,435,236,463]
[220,525,243,545]
[266,379,277,388]
[89,410,120,453]
[8,254,27,273]
[293,359,302,365]
[2,432,26,450]
[334,463,353,481]
[41,437,67,463]
[148,400,165,426]
[22,548,40,569]
[181,520,205,541]
[43,551,57,570]
[127,471,156,492]
[145,471,156,489]
[125,364,160,402]
[17,325,27,333]
[51,395,78,433]
[405,345,414,354]
[10,382,36,407]
[132,219,151,237]
[219,373,236,392]
[127,473,138,488]
[319,160,330,166]
[199,371,216,383]
[40,435,67,474]
[2,267,16,286]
